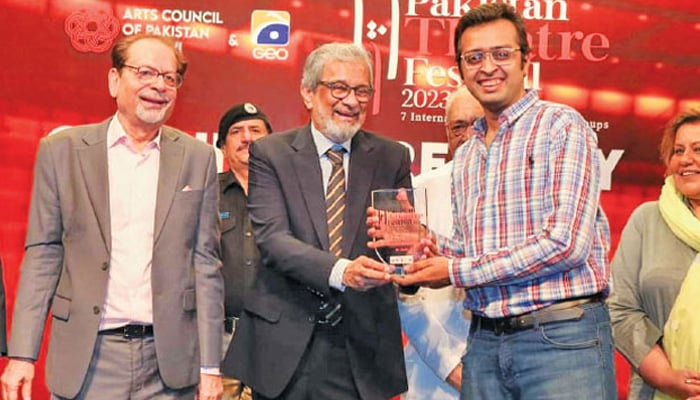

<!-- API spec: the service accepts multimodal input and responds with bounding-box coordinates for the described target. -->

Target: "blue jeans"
[460,301,617,400]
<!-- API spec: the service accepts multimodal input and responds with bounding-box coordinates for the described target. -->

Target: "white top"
[100,115,160,329]
[400,161,470,399]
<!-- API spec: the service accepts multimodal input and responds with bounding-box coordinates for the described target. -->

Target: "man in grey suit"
[0,34,224,400]
[222,43,410,400]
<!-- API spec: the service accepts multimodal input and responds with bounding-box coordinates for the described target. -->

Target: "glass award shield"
[371,188,428,275]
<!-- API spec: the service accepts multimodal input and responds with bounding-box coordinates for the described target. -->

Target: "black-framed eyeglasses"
[459,48,522,69]
[318,81,374,102]
[122,64,183,88]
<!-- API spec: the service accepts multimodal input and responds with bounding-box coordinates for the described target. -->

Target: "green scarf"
[658,175,700,252]
[654,177,700,400]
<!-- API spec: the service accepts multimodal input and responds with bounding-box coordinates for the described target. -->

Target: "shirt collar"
[499,89,539,126]
[473,89,540,135]
[309,123,351,158]
[107,113,162,150]
[221,170,244,193]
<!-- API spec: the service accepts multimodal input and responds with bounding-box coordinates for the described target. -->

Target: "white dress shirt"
[100,115,160,330]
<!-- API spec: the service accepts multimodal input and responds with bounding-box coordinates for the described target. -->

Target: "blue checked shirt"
[438,90,611,318]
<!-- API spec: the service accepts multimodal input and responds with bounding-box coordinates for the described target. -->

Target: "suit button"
[245,260,253,266]
[101,262,109,271]
[245,231,253,237]
[93,306,100,315]
[307,314,316,323]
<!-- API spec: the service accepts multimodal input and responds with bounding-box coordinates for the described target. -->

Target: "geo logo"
[251,10,290,46]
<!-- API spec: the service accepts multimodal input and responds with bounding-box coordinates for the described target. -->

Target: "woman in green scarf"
[609,109,700,400]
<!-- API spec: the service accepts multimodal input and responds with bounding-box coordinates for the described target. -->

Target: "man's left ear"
[521,52,531,76]
[108,68,120,98]
[300,85,314,110]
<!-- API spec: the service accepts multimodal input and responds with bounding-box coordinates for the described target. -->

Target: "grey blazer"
[8,119,223,398]
[223,125,410,399]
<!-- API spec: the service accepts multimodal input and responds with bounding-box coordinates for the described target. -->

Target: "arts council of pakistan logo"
[65,9,120,53]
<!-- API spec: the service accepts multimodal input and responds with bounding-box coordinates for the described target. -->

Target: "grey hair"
[444,86,474,120]
[301,42,374,90]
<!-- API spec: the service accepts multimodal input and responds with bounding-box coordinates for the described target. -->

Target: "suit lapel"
[344,131,376,255]
[291,127,329,250]
[154,128,184,244]
[77,121,111,252]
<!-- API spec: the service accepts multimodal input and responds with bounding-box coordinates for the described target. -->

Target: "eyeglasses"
[318,81,374,102]
[459,48,522,69]
[122,64,183,88]
[447,121,472,136]
[447,120,477,136]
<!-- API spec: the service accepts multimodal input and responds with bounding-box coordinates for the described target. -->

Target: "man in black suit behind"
[223,42,410,400]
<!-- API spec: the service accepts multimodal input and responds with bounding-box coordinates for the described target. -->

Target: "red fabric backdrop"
[4,0,700,398]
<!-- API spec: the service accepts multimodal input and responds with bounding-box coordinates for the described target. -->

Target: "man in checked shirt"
[388,3,616,399]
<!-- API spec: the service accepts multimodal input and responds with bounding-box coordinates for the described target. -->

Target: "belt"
[473,295,602,336]
[224,317,239,334]
[99,324,153,339]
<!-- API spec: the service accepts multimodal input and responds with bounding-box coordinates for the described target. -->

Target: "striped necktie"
[326,146,346,257]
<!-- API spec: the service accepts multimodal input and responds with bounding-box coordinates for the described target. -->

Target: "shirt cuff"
[329,258,350,292]
[448,257,470,288]
[200,367,221,376]
[447,258,456,286]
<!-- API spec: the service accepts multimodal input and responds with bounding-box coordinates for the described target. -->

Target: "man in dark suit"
[1,34,223,400]
[223,42,410,400]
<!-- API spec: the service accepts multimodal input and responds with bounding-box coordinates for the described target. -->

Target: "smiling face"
[458,18,528,118]
[669,121,700,211]
[108,38,178,135]
[300,59,370,143]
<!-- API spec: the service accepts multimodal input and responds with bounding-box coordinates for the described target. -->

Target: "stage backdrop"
[3,0,700,398]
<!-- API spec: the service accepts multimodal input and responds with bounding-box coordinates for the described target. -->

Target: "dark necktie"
[326,146,345,257]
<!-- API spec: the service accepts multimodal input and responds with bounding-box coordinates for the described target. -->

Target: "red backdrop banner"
[4,0,700,398]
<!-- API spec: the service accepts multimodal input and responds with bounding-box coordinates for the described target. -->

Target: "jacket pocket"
[221,214,237,233]
[52,295,71,321]
[182,289,196,311]
[244,296,281,323]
